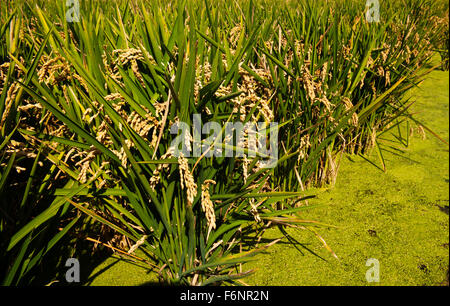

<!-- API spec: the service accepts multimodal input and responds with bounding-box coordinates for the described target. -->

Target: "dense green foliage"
[0,0,448,285]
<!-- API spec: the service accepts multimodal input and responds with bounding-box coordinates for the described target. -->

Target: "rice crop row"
[0,0,448,285]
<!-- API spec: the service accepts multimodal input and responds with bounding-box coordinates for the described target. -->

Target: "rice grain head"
[201,179,217,237]
[178,152,197,207]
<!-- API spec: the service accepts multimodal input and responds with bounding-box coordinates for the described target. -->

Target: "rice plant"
[0,0,447,285]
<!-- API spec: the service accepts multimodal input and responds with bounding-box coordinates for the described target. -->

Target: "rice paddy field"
[0,0,448,286]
